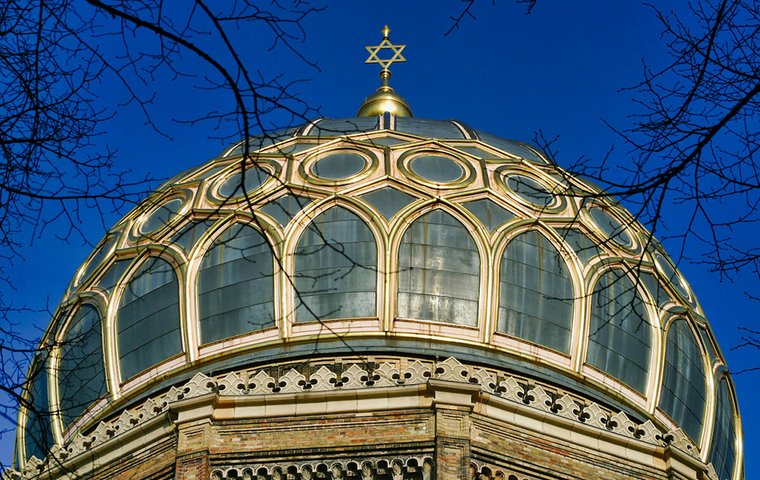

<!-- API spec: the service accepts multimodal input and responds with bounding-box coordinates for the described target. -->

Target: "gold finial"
[358,25,413,117]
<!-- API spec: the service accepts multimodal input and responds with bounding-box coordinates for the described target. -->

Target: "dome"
[15,115,742,480]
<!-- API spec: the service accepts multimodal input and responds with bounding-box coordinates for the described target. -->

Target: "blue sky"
[3,1,757,476]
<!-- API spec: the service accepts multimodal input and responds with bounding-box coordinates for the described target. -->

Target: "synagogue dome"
[14,27,743,480]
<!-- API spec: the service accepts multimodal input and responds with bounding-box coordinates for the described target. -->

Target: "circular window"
[506,174,554,207]
[588,207,634,248]
[654,252,692,301]
[312,152,367,180]
[409,155,464,183]
[218,167,269,199]
[141,198,184,234]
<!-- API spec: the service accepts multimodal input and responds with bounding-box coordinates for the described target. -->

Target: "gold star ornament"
[365,25,406,71]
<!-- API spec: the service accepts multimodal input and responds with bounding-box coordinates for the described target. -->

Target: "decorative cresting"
[357,25,412,117]
[6,357,706,480]
[212,456,434,480]
[16,118,741,479]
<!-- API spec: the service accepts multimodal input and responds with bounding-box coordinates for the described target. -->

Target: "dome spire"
[357,25,413,118]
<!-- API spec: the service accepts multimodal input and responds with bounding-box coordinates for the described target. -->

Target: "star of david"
[365,38,406,70]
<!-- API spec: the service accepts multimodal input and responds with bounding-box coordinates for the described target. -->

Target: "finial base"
[357,86,413,117]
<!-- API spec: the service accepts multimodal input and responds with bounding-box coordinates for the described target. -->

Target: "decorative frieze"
[9,356,703,480]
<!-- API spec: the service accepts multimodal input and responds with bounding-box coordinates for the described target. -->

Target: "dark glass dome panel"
[556,228,600,265]
[589,207,633,248]
[506,175,554,207]
[58,305,106,428]
[198,224,275,344]
[261,194,312,227]
[709,378,737,480]
[498,231,574,353]
[475,131,550,164]
[397,210,479,326]
[410,155,463,183]
[313,153,367,179]
[306,117,379,137]
[360,187,416,220]
[658,319,707,442]
[218,168,269,199]
[141,198,184,234]
[395,118,467,139]
[172,220,217,253]
[23,358,54,461]
[117,257,182,380]
[462,199,514,232]
[587,270,652,393]
[294,207,377,322]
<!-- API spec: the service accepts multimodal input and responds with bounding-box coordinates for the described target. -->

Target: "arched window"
[198,224,274,344]
[658,319,707,442]
[498,231,574,353]
[709,378,737,480]
[58,305,107,428]
[587,269,651,393]
[397,210,479,326]
[117,257,182,380]
[294,207,377,322]
[23,356,54,461]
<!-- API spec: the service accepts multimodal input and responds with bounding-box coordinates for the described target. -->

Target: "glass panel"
[193,164,227,182]
[141,198,184,234]
[308,117,379,136]
[397,210,480,326]
[506,175,554,207]
[218,167,269,199]
[410,155,463,183]
[294,207,377,321]
[198,224,275,344]
[658,320,707,442]
[462,199,514,232]
[498,231,574,352]
[171,220,216,253]
[698,326,718,365]
[639,272,672,308]
[453,145,500,159]
[261,194,312,227]
[365,136,407,146]
[360,187,416,220]
[224,128,298,157]
[96,259,132,295]
[59,305,107,427]
[117,257,182,380]
[654,252,691,300]
[77,234,116,286]
[396,118,466,139]
[709,378,737,480]
[475,131,550,164]
[589,207,634,248]
[587,269,652,393]
[312,153,366,179]
[23,357,54,461]
[272,142,320,155]
[556,228,601,265]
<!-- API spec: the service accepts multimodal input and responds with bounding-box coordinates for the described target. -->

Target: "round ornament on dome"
[586,205,636,249]
[496,171,564,212]
[216,167,271,200]
[302,149,376,185]
[399,152,475,188]
[312,152,368,180]
[140,197,186,235]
